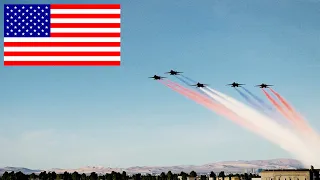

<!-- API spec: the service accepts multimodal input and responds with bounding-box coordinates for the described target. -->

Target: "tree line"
[0,170,260,180]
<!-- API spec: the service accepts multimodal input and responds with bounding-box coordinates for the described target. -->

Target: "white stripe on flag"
[50,9,121,14]
[4,47,121,52]
[50,18,121,23]
[51,28,121,33]
[4,56,121,61]
[4,37,121,42]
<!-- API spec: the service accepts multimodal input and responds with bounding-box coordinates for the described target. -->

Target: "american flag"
[3,4,121,66]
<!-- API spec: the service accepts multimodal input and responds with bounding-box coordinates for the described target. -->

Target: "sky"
[1,0,320,169]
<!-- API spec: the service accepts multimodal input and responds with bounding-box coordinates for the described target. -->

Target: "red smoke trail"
[159,80,214,106]
[269,88,316,133]
[269,88,303,120]
[159,79,258,133]
[261,89,295,122]
[165,80,213,104]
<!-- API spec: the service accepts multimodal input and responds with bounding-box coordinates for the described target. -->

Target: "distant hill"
[0,158,305,175]
[0,167,41,175]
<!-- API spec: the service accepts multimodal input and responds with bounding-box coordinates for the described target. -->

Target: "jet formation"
[149,70,274,88]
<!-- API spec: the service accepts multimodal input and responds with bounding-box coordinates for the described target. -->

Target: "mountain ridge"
[0,158,305,175]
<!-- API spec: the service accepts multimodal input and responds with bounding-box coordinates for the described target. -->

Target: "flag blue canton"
[4,4,51,37]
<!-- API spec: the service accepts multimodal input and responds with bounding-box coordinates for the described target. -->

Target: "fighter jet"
[190,82,208,88]
[148,75,166,80]
[165,70,183,75]
[226,82,245,87]
[255,83,273,88]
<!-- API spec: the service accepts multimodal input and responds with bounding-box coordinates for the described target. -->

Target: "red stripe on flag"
[4,42,120,47]
[4,52,120,56]
[50,14,121,18]
[4,61,121,66]
[50,4,120,9]
[50,32,121,37]
[51,23,120,28]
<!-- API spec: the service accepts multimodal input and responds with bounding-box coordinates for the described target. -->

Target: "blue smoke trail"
[241,87,274,111]
[179,75,227,100]
[234,88,264,112]
[175,76,191,86]
[180,74,197,83]
[174,76,211,97]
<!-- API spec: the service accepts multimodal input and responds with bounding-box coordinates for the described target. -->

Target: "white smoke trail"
[266,90,320,164]
[200,87,320,167]
[208,87,320,162]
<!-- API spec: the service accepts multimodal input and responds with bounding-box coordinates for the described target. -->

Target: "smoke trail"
[261,89,295,122]
[178,75,227,100]
[166,79,213,104]
[175,76,191,86]
[201,87,320,167]
[180,74,197,83]
[204,87,320,167]
[175,75,215,98]
[241,87,291,124]
[241,87,274,111]
[159,80,272,137]
[268,88,320,148]
[160,79,320,167]
[236,88,287,124]
[234,88,264,112]
[269,88,312,128]
[269,88,295,112]
[235,88,287,125]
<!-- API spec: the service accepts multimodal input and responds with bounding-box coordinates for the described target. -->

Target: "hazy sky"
[1,0,320,169]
